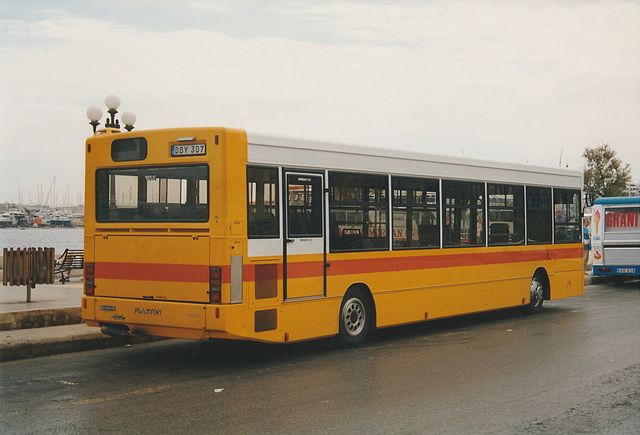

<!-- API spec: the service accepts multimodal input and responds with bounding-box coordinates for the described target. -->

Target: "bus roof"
[247,133,583,189]
[593,196,640,205]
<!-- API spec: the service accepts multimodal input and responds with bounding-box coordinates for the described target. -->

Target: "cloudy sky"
[1,0,638,205]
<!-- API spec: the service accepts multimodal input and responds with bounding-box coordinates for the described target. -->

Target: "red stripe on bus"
[96,262,209,283]
[247,247,581,279]
[327,247,581,276]
[96,247,581,283]
[286,261,325,279]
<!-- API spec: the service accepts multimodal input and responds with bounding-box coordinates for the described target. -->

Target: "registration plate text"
[171,144,206,157]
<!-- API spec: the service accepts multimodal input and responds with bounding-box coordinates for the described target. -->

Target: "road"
[1,280,638,434]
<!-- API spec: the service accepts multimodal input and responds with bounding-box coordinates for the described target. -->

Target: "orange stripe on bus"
[97,247,581,283]
[286,261,325,278]
[96,262,209,283]
[327,247,581,276]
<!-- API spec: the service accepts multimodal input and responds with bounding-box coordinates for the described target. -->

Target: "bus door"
[284,172,325,299]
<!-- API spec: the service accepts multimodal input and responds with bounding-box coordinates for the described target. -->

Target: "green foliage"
[583,144,631,199]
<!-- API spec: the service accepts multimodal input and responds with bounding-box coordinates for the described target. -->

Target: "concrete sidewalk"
[1,277,83,333]
[0,276,164,362]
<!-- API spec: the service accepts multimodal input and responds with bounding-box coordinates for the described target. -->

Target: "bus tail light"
[85,262,95,296]
[209,266,222,303]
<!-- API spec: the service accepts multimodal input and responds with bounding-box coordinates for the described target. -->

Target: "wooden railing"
[2,247,55,302]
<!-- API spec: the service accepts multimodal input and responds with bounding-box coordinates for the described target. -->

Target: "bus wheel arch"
[336,284,375,348]
[526,268,549,314]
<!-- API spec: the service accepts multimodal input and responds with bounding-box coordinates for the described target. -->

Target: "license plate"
[617,268,635,274]
[171,144,206,157]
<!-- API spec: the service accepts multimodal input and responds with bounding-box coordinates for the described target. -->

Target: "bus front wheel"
[526,274,545,314]
[337,289,371,348]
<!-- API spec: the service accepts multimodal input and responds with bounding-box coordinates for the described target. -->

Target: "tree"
[583,144,632,199]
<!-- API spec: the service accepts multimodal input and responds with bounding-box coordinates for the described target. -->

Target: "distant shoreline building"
[624,181,639,197]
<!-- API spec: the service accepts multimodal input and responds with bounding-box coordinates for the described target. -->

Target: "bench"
[54,249,84,283]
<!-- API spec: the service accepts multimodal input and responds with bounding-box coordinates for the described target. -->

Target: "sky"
[1,0,639,206]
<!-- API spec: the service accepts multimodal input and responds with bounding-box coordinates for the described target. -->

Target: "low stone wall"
[0,307,82,331]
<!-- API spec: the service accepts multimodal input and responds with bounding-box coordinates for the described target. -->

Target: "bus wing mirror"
[584,192,594,208]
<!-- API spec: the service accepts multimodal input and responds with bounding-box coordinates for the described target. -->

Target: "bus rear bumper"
[81,296,275,342]
[592,265,640,276]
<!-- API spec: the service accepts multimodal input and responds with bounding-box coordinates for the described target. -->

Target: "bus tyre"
[526,274,545,314]
[337,289,371,348]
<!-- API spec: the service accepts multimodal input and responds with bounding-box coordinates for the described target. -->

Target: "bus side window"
[442,180,485,247]
[392,176,439,249]
[553,188,581,243]
[247,166,279,238]
[329,172,388,252]
[527,187,552,244]
[488,184,524,246]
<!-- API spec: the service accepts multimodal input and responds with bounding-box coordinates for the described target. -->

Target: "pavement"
[0,269,620,362]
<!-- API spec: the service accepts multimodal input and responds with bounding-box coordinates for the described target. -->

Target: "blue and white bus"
[590,196,640,283]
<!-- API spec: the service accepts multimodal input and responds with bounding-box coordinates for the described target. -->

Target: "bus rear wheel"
[337,289,371,348]
[525,274,545,314]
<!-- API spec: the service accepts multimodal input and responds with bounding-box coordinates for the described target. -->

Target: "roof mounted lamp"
[104,94,121,129]
[86,106,102,134]
[86,95,136,134]
[121,111,137,131]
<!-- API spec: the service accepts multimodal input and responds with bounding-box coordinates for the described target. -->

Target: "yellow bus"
[82,126,584,346]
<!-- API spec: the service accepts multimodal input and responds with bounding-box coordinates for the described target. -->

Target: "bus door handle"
[286,239,295,243]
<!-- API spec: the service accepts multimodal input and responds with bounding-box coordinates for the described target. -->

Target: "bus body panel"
[281,298,341,343]
[329,244,583,327]
[93,235,210,303]
[247,134,582,188]
[285,253,326,299]
[91,297,206,330]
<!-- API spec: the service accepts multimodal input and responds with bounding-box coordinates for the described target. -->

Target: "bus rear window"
[96,165,208,222]
[111,137,148,161]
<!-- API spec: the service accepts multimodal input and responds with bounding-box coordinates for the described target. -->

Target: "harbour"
[0,227,84,254]
[0,206,83,229]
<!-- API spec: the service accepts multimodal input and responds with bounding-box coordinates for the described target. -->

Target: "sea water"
[0,228,84,253]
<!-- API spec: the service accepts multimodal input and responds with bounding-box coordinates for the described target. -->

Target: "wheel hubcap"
[531,279,543,306]
[342,297,365,337]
